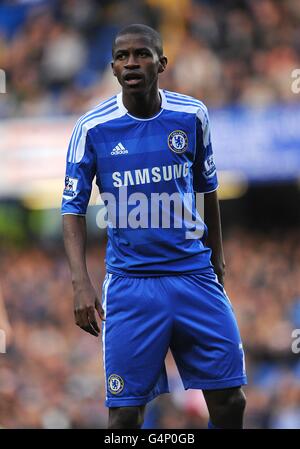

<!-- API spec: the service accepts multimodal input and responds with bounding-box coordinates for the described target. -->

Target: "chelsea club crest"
[168,130,188,154]
[108,374,124,394]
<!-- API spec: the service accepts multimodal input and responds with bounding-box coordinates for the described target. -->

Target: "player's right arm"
[62,122,105,337]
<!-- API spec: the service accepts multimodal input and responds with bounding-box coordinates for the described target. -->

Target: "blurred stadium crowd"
[1,0,300,429]
[1,0,300,118]
[0,229,300,429]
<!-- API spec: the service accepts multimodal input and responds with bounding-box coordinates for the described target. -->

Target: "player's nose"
[124,53,140,68]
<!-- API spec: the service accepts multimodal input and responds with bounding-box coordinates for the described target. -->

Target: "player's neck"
[122,87,161,119]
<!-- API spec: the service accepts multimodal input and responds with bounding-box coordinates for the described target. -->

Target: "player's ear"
[111,61,116,77]
[158,56,167,74]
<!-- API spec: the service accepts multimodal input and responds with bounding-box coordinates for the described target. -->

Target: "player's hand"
[73,280,105,337]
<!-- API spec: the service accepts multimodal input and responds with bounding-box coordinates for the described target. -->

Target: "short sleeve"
[193,106,218,193]
[61,122,96,215]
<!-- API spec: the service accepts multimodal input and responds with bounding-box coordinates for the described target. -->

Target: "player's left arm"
[193,106,225,285]
[204,190,226,286]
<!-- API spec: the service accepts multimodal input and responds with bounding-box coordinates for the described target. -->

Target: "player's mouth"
[123,72,144,86]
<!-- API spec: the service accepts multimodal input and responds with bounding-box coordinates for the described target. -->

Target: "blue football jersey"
[61,89,218,276]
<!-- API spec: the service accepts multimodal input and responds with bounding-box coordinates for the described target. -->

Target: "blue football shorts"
[101,268,247,407]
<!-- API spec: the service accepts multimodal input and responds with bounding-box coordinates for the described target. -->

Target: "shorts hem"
[183,376,247,391]
[105,389,170,408]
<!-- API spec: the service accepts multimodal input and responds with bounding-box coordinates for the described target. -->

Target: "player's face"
[112,34,166,93]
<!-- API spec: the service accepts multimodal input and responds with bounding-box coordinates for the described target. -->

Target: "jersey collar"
[117,89,166,121]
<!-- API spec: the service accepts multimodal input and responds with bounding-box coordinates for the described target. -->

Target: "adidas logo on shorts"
[111,143,128,155]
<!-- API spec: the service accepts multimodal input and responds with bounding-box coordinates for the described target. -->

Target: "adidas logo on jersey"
[111,143,128,155]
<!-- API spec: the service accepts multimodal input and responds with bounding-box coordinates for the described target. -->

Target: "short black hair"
[112,24,163,57]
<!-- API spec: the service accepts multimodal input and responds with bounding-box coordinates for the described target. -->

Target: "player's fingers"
[74,307,87,329]
[87,306,100,334]
[82,325,99,337]
[76,308,98,337]
[81,307,99,336]
[81,325,99,337]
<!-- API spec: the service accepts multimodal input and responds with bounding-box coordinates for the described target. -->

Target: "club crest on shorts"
[168,130,188,154]
[108,374,124,394]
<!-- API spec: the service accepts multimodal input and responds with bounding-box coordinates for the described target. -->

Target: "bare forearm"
[204,190,225,283]
[62,214,105,336]
[62,214,90,285]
